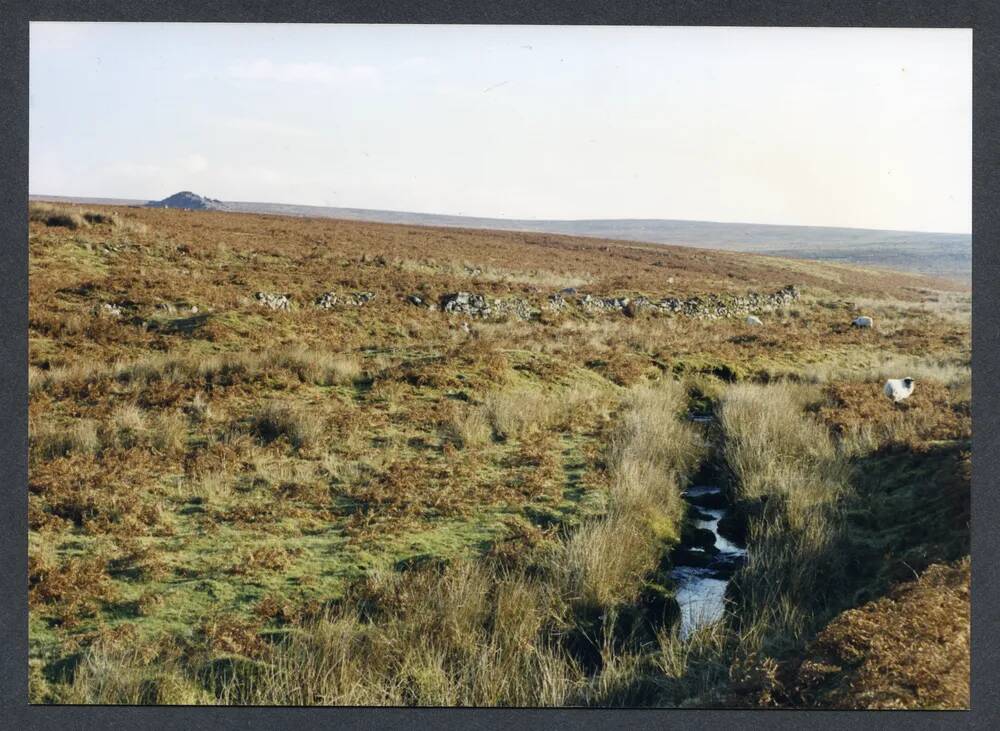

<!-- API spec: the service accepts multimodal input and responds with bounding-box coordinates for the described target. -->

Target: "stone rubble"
[314,291,376,309]
[439,291,535,320]
[254,285,799,321]
[438,285,799,321]
[546,294,569,311]
[254,291,292,311]
[95,302,124,318]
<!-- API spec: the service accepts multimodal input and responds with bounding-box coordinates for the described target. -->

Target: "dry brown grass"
[788,558,969,709]
[30,202,150,235]
[554,380,703,611]
[30,418,100,460]
[718,382,853,661]
[820,380,971,455]
[718,382,844,509]
[30,202,89,230]
[27,202,970,707]
[444,402,493,448]
[245,401,323,450]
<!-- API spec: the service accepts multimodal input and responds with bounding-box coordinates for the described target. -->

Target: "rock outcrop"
[146,191,228,211]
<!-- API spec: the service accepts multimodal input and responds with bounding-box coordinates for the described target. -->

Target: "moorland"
[27,201,970,707]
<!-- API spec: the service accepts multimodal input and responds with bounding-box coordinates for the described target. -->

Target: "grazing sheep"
[745,315,763,326]
[853,316,874,329]
[884,377,915,403]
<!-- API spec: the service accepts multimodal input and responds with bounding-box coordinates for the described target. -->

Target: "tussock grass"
[554,517,659,611]
[30,202,150,235]
[717,381,854,662]
[150,410,188,454]
[483,389,561,441]
[32,349,363,396]
[848,291,971,326]
[28,202,970,708]
[445,402,493,448]
[65,640,212,705]
[60,380,703,706]
[607,381,705,516]
[718,382,844,508]
[397,257,593,290]
[168,470,233,504]
[799,353,969,388]
[110,403,148,450]
[263,348,362,386]
[246,401,323,450]
[212,561,580,706]
[446,381,609,447]
[554,380,704,611]
[30,418,100,460]
[30,202,89,230]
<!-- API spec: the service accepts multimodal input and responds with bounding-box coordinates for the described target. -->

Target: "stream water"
[671,484,747,639]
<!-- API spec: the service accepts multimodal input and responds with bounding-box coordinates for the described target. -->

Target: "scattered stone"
[681,524,719,553]
[439,292,535,320]
[441,291,483,314]
[258,284,801,322]
[671,548,715,569]
[314,292,338,309]
[96,302,124,318]
[348,291,376,306]
[315,291,376,309]
[255,291,292,311]
[547,293,569,311]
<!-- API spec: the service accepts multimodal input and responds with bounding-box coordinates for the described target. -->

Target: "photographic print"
[27,23,971,708]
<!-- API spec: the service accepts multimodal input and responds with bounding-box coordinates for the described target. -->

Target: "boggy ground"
[27,203,970,706]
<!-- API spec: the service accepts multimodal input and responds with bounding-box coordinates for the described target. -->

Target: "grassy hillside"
[30,195,971,281]
[27,202,970,706]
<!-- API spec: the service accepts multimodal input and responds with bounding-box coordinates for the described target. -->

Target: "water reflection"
[672,485,747,639]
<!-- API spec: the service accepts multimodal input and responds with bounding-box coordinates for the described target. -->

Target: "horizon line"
[28,192,973,237]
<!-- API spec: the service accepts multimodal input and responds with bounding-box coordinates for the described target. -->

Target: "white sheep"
[745,315,763,326]
[884,377,915,403]
[852,316,874,328]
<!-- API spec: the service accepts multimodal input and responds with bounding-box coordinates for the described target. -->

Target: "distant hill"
[30,193,970,282]
[145,191,229,211]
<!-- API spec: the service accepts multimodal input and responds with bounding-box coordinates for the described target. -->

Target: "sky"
[29,23,971,233]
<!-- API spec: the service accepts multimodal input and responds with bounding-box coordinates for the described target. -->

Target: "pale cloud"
[97,154,211,195]
[226,58,380,86]
[182,154,208,174]
[397,56,441,74]
[210,115,317,138]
